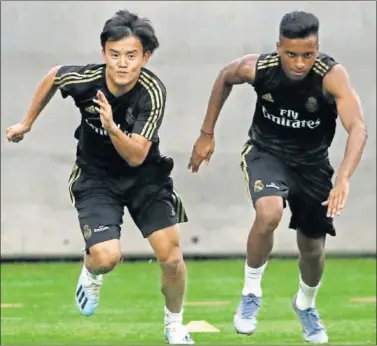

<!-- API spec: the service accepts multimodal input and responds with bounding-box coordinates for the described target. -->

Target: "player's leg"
[296,232,326,309]
[68,164,124,316]
[148,225,193,345]
[290,214,330,343]
[129,177,193,344]
[293,232,328,344]
[234,144,291,335]
[148,225,186,315]
[288,164,334,343]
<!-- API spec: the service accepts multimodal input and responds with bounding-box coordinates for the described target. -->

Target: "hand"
[188,132,215,173]
[6,122,31,143]
[321,177,350,218]
[93,90,117,133]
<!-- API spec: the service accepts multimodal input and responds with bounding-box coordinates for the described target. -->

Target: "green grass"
[1,259,376,345]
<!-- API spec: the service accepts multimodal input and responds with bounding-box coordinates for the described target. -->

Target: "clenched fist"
[6,122,31,143]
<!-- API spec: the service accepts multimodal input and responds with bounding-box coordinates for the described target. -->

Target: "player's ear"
[142,50,152,66]
[276,41,281,56]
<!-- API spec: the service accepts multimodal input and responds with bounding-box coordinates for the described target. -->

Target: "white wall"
[1,1,375,258]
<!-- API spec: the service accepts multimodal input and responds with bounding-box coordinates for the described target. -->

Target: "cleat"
[164,323,195,344]
[75,265,103,316]
[233,293,261,335]
[293,295,329,344]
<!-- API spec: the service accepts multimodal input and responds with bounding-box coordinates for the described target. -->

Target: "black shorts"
[240,144,335,238]
[67,157,188,250]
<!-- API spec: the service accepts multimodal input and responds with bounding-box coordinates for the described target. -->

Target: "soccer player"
[6,9,194,345]
[188,11,367,344]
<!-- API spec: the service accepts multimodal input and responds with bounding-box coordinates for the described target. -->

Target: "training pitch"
[1,258,376,345]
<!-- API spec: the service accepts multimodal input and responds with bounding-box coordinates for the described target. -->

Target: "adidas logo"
[262,93,274,103]
[85,105,97,114]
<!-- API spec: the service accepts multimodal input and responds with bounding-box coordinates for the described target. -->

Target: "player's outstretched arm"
[321,64,368,217]
[188,54,259,173]
[6,66,61,143]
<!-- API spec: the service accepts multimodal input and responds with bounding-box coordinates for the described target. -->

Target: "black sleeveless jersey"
[54,64,167,175]
[249,52,339,166]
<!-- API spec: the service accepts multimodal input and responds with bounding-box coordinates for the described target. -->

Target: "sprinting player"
[188,11,367,344]
[6,9,194,345]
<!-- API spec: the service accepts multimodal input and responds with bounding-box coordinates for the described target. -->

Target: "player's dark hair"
[279,11,319,39]
[100,10,159,54]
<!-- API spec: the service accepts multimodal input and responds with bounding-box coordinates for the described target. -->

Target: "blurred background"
[1,1,376,260]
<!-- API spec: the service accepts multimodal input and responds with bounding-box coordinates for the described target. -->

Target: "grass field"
[1,258,376,345]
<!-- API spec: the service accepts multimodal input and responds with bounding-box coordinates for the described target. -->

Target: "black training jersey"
[248,52,339,166]
[54,64,167,175]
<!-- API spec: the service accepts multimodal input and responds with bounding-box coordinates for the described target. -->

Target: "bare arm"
[21,66,61,128]
[108,129,152,167]
[201,54,260,134]
[323,64,368,182]
[187,54,259,172]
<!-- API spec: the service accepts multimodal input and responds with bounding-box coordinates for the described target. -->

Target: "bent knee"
[157,244,183,278]
[159,250,182,280]
[298,239,325,260]
[148,226,183,273]
[299,246,325,262]
[297,233,326,259]
[255,196,284,231]
[89,240,122,272]
[158,245,182,266]
[90,250,121,272]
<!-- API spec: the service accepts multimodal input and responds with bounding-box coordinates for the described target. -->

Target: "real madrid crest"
[82,224,92,239]
[126,107,135,125]
[305,96,318,112]
[254,180,264,192]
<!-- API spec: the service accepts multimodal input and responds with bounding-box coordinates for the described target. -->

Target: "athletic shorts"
[67,156,188,250]
[240,144,335,238]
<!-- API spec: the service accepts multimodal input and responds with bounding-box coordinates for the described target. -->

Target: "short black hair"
[100,10,159,54]
[279,11,319,39]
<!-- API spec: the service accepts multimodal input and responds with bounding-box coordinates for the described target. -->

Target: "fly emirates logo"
[262,106,320,129]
